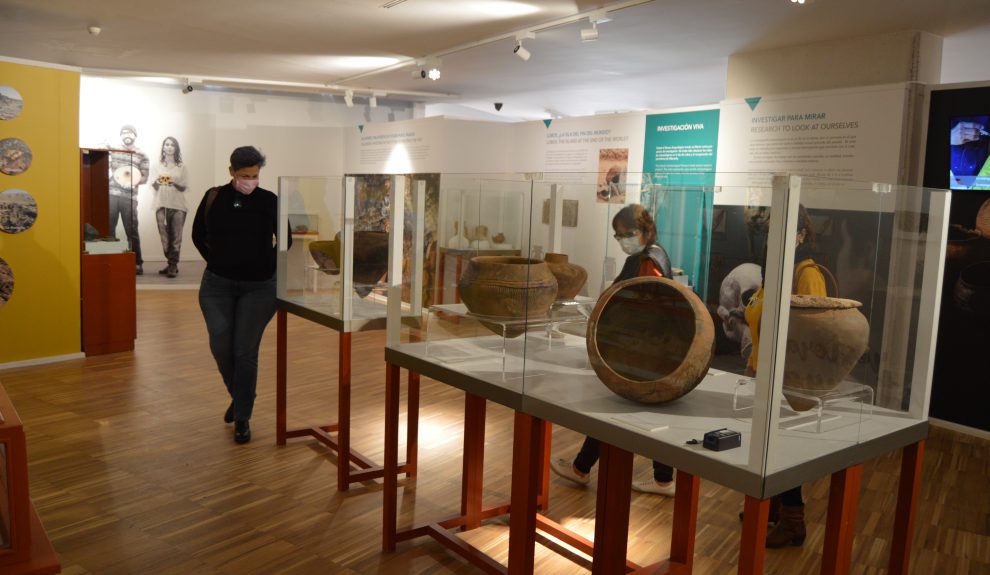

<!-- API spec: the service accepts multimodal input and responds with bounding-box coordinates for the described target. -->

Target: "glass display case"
[277,173,441,331]
[386,172,949,498]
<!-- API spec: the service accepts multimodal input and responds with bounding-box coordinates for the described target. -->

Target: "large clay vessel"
[586,276,714,404]
[544,252,588,300]
[307,231,389,295]
[954,261,990,316]
[458,256,558,338]
[783,295,870,411]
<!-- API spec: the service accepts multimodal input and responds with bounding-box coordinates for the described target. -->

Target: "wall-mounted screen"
[950,115,990,190]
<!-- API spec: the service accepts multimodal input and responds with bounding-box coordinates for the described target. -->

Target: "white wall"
[79,77,412,264]
[940,23,990,84]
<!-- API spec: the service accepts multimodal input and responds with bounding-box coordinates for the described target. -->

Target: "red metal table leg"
[537,422,552,511]
[382,361,401,552]
[507,413,545,575]
[337,331,352,491]
[822,464,863,575]
[889,440,924,575]
[462,393,487,530]
[739,496,769,575]
[405,370,420,478]
[592,442,634,575]
[276,309,287,446]
[670,470,700,569]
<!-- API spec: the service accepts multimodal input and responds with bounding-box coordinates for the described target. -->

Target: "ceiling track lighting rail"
[336,0,656,83]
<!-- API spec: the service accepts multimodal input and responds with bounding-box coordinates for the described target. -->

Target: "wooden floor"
[1,290,988,574]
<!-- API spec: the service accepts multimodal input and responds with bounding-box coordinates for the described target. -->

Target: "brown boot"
[738,495,782,526]
[766,504,806,548]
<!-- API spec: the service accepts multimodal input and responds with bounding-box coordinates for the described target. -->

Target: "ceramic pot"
[954,261,990,317]
[308,240,340,274]
[458,256,558,338]
[586,276,714,404]
[977,199,990,238]
[307,231,389,294]
[544,253,588,300]
[492,232,506,244]
[782,295,870,411]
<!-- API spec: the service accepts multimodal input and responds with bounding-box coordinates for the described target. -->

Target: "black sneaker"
[136,264,144,276]
[158,266,170,275]
[234,420,251,444]
[167,264,178,278]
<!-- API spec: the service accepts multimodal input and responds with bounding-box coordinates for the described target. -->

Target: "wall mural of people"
[150,136,189,278]
[107,124,150,275]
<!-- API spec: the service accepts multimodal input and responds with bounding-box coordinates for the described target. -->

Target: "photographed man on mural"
[108,124,150,275]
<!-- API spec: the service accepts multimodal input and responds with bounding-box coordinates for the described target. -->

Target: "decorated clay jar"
[458,256,558,338]
[782,295,870,411]
[544,252,588,300]
[586,276,714,404]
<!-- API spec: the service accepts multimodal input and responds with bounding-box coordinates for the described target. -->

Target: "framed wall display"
[0,85,23,121]
[0,188,38,234]
[0,138,31,175]
[0,256,12,308]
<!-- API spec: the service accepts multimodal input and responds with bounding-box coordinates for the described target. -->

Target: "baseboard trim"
[0,352,86,371]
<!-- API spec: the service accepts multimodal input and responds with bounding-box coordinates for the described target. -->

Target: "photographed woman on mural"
[150,136,189,278]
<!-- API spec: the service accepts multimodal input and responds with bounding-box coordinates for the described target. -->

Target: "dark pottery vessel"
[307,231,389,296]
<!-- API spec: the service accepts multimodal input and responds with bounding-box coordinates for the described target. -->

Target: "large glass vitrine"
[382,171,949,573]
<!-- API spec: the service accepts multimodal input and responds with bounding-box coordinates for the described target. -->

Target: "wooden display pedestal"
[81,252,136,356]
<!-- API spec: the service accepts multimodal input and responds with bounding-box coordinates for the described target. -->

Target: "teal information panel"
[641,109,720,297]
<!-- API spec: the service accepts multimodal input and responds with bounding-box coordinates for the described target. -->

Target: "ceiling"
[2,0,990,121]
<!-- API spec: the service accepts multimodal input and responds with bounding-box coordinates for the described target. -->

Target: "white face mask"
[619,236,642,255]
[234,178,258,195]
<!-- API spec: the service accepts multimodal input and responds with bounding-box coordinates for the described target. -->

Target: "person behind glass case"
[550,203,679,496]
[108,124,150,275]
[150,136,188,278]
[743,203,826,548]
[192,146,288,445]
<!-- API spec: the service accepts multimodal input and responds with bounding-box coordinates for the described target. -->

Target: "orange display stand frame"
[275,308,419,491]
[380,359,925,575]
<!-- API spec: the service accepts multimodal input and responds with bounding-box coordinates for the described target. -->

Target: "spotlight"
[514,41,531,61]
[344,90,354,107]
[427,67,440,81]
[494,102,503,112]
[182,84,193,94]
[581,22,599,42]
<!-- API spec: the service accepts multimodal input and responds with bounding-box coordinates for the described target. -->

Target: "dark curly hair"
[229,146,266,171]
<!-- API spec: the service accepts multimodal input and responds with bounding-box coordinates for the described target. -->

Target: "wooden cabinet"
[80,148,137,356]
[81,253,136,356]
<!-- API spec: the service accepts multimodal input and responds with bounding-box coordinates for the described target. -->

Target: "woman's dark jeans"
[199,270,277,422]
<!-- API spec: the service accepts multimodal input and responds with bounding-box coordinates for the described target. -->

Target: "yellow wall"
[0,61,81,363]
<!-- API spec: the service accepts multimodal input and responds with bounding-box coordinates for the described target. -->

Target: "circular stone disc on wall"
[0,188,38,233]
[0,256,13,308]
[0,85,24,120]
[0,138,32,175]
